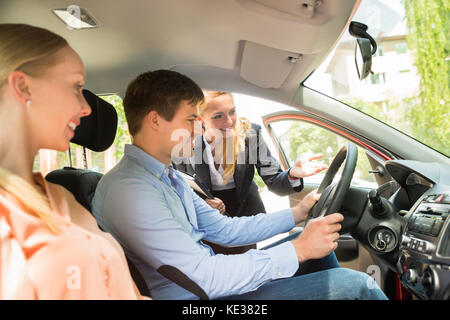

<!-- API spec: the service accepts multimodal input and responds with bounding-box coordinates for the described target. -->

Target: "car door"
[262,109,401,297]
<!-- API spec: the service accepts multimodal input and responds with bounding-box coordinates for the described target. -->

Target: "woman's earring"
[26,100,31,108]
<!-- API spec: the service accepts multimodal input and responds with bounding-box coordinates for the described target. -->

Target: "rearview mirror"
[355,38,373,80]
[349,21,376,81]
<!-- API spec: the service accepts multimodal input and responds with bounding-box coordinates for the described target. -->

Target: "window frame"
[262,110,397,188]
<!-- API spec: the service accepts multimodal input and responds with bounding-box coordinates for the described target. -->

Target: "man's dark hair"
[123,69,204,136]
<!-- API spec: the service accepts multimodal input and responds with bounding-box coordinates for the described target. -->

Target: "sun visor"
[239,40,303,88]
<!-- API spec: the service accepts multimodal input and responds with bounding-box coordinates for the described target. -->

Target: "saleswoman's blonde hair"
[0,24,69,233]
[201,91,251,185]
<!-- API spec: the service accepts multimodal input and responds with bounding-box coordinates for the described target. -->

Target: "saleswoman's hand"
[289,153,328,179]
[205,197,226,215]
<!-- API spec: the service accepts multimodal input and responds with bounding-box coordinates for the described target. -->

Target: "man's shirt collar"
[124,144,171,179]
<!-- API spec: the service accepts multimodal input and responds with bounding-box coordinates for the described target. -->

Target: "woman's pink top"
[0,173,143,299]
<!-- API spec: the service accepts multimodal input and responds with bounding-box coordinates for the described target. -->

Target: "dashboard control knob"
[369,189,386,217]
[424,241,436,254]
[405,269,418,284]
[401,235,411,247]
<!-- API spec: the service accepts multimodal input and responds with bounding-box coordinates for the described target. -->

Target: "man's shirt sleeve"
[191,187,296,247]
[101,178,299,299]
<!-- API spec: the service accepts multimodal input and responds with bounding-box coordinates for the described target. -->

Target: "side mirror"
[355,38,373,80]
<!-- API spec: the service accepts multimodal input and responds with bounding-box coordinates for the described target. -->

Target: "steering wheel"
[305,143,358,225]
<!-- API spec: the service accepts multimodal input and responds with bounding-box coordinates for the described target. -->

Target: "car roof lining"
[1,0,360,104]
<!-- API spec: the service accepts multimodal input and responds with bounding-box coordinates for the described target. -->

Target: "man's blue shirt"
[92,144,299,299]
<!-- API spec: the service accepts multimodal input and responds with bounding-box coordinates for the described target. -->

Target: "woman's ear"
[7,71,32,106]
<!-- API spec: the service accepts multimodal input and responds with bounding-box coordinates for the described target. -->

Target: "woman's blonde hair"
[201,91,251,185]
[0,168,59,233]
[0,24,69,233]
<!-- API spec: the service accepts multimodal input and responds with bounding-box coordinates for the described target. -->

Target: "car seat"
[45,89,150,297]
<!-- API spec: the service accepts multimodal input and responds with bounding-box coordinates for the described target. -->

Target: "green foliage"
[284,120,376,183]
[286,122,338,164]
[56,149,69,168]
[99,95,132,161]
[341,97,412,134]
[336,1,449,157]
[403,0,450,156]
[253,166,267,189]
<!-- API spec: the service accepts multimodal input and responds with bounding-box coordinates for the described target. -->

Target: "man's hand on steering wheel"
[291,213,344,263]
[292,189,321,224]
[290,189,344,263]
[288,143,358,263]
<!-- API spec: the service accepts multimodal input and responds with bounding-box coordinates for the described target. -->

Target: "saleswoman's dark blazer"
[173,123,303,216]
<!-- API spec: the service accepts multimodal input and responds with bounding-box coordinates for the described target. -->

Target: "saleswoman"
[173,90,327,254]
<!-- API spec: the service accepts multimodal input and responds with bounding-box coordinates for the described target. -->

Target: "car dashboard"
[385,160,450,299]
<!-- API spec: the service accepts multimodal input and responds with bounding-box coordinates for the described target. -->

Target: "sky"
[233,94,295,127]
[232,93,297,159]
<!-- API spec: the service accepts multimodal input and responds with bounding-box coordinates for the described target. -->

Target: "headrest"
[71,89,118,152]
[45,167,103,211]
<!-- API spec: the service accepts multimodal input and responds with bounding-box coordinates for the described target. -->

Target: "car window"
[269,119,378,189]
[303,0,449,157]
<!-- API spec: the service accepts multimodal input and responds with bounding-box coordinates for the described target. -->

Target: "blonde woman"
[173,91,328,254]
[0,24,146,299]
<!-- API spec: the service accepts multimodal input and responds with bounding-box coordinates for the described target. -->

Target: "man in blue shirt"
[92,70,387,300]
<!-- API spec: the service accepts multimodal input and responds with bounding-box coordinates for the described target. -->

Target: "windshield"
[304,0,449,157]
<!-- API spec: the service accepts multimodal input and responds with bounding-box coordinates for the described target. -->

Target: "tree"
[285,119,376,183]
[100,95,132,161]
[253,166,266,190]
[286,122,339,164]
[403,0,450,156]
